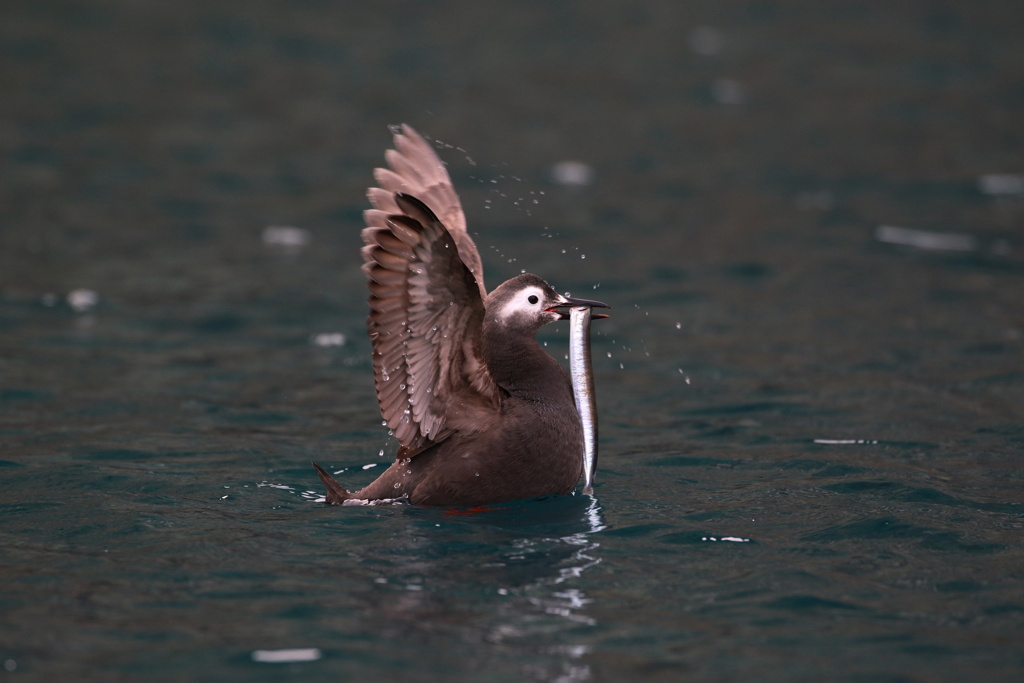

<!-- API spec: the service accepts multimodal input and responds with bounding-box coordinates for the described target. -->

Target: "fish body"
[569,306,598,494]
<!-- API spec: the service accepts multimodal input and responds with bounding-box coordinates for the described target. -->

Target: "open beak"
[548,296,611,320]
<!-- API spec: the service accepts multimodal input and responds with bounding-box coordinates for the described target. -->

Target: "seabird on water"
[314,125,608,506]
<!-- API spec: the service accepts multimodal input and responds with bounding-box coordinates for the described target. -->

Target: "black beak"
[548,296,611,320]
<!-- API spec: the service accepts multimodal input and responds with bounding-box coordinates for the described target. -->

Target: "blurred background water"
[2,0,1023,680]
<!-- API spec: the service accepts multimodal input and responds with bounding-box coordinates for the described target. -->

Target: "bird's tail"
[312,462,352,505]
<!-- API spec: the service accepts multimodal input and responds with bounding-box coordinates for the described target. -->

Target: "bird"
[313,125,608,507]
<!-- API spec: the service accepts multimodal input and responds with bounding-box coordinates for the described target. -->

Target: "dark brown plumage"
[314,125,608,507]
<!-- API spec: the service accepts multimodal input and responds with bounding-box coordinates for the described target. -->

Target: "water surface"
[2,1,1023,680]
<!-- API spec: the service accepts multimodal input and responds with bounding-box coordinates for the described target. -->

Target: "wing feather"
[362,126,500,454]
[365,125,485,299]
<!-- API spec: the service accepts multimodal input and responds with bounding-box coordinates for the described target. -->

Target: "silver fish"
[569,305,598,494]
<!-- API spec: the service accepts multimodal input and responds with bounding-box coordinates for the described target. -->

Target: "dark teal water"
[3,1,1024,680]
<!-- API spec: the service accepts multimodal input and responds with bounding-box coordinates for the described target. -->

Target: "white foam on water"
[551,160,594,186]
[256,482,295,491]
[876,225,976,251]
[311,332,346,347]
[978,174,1024,196]
[67,289,99,312]
[814,438,879,445]
[262,225,310,247]
[251,648,322,664]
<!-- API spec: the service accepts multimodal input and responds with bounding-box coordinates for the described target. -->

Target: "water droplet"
[393,482,401,489]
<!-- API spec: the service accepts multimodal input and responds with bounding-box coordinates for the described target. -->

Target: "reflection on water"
[479,498,604,682]
[350,495,606,681]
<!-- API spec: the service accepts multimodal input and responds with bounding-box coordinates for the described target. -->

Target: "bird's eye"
[528,294,539,304]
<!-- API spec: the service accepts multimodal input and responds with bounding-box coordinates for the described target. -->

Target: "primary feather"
[361,127,500,455]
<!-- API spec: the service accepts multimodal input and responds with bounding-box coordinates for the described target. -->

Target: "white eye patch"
[495,285,549,323]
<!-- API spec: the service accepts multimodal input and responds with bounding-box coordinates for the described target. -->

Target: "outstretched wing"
[366,124,486,300]
[363,185,500,454]
[366,125,485,301]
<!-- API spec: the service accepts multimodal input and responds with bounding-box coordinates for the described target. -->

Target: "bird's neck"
[482,327,570,401]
